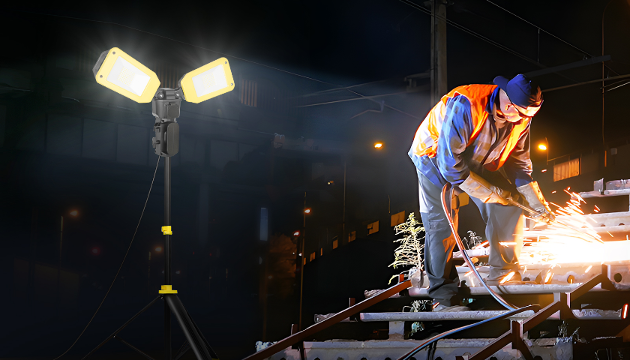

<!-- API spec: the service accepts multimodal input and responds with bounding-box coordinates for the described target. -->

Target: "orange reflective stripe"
[412,84,530,172]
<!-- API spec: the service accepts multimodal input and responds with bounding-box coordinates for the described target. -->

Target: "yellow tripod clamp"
[159,285,178,294]
[162,226,172,235]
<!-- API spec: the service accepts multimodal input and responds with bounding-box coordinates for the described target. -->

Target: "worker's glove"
[458,171,511,205]
[517,181,555,223]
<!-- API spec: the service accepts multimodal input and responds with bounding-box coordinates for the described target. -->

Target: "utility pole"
[431,0,448,105]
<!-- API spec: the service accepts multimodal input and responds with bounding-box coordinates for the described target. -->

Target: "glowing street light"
[155,246,162,252]
[538,143,547,151]
[304,208,311,214]
[293,230,301,236]
[374,142,384,149]
[69,209,79,217]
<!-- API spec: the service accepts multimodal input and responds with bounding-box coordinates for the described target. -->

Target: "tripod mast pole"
[164,155,172,360]
[152,87,182,360]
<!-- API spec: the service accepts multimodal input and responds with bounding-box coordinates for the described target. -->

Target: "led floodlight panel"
[179,57,235,103]
[94,47,161,103]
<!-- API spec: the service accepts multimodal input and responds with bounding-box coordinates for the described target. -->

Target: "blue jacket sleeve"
[503,128,534,187]
[436,95,474,185]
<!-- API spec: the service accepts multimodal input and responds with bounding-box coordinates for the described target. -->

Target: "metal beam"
[544,72,630,93]
[525,55,611,78]
[241,279,412,360]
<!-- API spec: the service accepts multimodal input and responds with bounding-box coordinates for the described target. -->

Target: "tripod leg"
[188,310,220,359]
[82,296,161,360]
[164,294,215,360]
[165,300,172,360]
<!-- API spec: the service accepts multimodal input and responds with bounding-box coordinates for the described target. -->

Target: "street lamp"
[92,47,234,359]
[537,138,549,164]
[374,142,384,149]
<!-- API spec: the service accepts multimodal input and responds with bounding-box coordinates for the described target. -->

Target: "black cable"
[53,155,162,360]
[397,304,539,360]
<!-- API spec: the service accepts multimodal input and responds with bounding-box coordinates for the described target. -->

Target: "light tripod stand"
[83,88,219,360]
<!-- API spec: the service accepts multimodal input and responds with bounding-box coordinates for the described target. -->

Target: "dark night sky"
[6,0,630,157]
[3,0,630,358]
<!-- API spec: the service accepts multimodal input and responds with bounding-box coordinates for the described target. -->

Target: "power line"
[484,0,593,58]
[398,0,545,68]
[4,8,422,122]
[483,0,619,76]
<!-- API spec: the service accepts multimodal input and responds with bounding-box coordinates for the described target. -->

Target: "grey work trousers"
[418,171,524,306]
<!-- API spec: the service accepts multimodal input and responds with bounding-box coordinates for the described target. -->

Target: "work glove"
[458,171,511,205]
[517,181,555,223]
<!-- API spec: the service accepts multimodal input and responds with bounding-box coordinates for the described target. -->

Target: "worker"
[408,74,553,311]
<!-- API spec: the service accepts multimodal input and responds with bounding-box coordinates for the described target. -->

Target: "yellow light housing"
[179,57,235,103]
[93,48,161,103]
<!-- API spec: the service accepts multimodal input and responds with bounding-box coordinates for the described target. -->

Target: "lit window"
[553,158,580,182]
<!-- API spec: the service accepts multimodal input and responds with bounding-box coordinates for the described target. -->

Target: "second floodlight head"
[93,47,235,104]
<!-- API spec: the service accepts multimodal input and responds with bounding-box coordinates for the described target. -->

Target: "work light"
[178,57,235,103]
[93,48,161,103]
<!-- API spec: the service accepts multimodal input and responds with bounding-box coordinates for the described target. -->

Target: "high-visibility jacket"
[408,84,533,187]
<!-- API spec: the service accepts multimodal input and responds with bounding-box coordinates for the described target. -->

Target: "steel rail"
[241,279,412,360]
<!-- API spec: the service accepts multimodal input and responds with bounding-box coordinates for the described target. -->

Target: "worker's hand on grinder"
[517,181,555,223]
[458,171,511,205]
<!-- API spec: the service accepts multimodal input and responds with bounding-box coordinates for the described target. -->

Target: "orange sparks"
[594,205,600,213]
[623,304,629,320]
[585,265,592,273]
[573,193,586,204]
[473,241,489,249]
[544,272,553,283]
[500,271,516,284]
[500,241,517,246]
